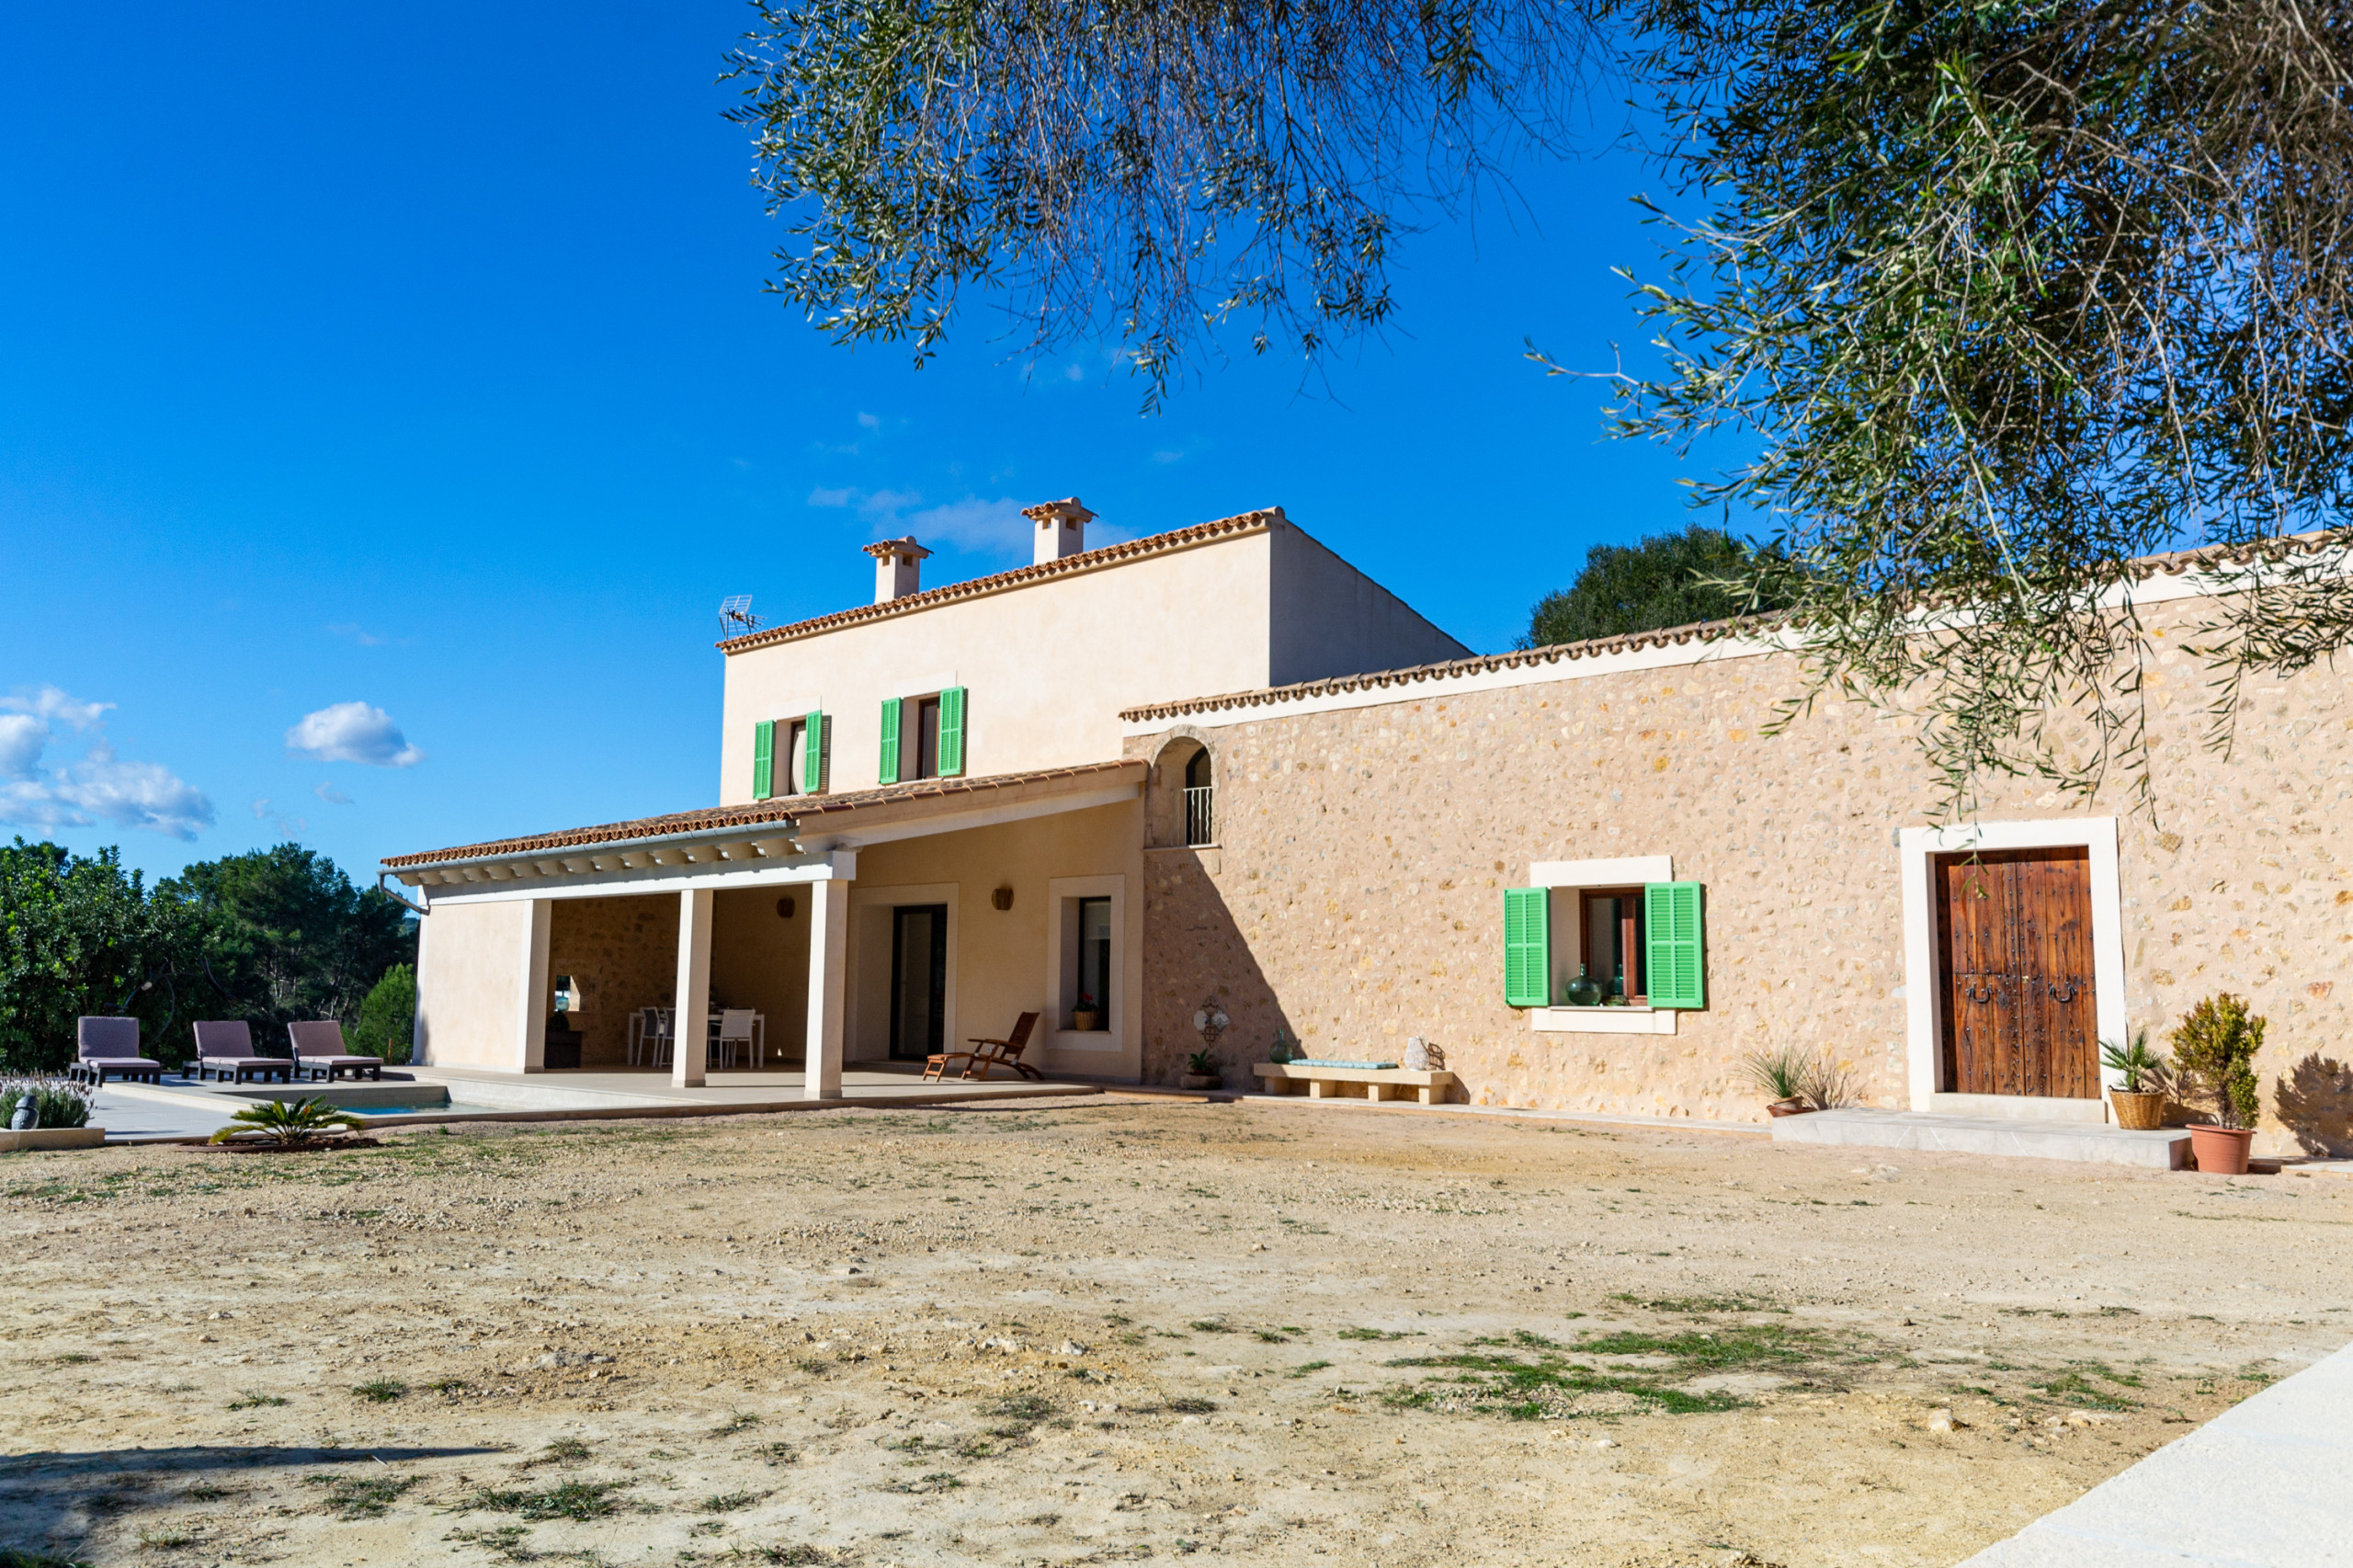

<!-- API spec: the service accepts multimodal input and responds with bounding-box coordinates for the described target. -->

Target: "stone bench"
[1252,1062,1457,1105]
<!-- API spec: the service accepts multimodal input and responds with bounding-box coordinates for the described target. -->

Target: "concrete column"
[672,888,713,1089]
[804,877,848,1100]
[517,899,552,1073]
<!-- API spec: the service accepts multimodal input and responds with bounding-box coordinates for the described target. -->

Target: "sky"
[0,3,1726,888]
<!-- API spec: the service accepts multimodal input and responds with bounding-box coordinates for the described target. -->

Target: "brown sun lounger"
[288,1020,383,1082]
[190,1020,295,1084]
[924,1010,1043,1082]
[74,1016,163,1085]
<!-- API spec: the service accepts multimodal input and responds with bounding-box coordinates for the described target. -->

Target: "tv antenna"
[718,595,762,638]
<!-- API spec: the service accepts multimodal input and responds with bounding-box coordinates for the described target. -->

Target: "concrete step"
[1772,1108,2188,1168]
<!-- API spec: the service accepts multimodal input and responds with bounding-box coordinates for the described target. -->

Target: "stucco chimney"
[1021,497,1096,564]
[863,536,933,603]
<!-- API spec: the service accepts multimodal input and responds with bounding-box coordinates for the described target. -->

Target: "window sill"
[1529,1006,1678,1036]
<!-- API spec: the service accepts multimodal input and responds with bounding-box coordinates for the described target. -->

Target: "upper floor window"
[753,710,827,801]
[1183,747,1214,846]
[879,687,966,784]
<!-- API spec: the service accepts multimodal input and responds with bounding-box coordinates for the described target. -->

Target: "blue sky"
[0,4,1721,887]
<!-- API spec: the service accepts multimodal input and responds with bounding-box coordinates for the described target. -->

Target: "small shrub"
[210,1097,366,1149]
[462,1479,629,1522]
[305,1471,419,1519]
[2170,994,2265,1129]
[1185,1050,1219,1075]
[0,1075,93,1130]
[351,1379,407,1403]
[2100,1028,2165,1093]
[348,964,417,1064]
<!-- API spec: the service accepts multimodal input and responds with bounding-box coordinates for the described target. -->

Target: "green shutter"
[1503,888,1551,1007]
[751,720,775,801]
[878,698,902,784]
[938,687,966,777]
[803,710,825,793]
[1644,882,1705,1008]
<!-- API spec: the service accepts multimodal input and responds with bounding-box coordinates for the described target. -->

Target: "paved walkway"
[1774,1108,2189,1168]
[1961,1338,2353,1566]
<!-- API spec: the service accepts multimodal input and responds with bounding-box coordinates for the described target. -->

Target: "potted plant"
[2101,1029,2169,1131]
[1071,993,1101,1032]
[1181,1050,1222,1091]
[1741,1046,1815,1117]
[2168,994,2265,1174]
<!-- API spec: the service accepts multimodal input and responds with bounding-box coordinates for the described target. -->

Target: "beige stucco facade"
[1122,596,2353,1156]
[714,512,1467,804]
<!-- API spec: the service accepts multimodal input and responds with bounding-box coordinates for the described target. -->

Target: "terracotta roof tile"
[716,508,1282,653]
[381,760,1143,869]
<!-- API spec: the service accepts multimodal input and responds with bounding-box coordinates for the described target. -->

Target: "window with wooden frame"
[878,687,966,783]
[1578,886,1646,1005]
[1503,859,1705,1020]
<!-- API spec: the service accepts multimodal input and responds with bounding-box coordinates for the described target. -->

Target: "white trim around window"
[1526,855,1678,1036]
[1897,817,2125,1115]
[1043,873,1133,1059]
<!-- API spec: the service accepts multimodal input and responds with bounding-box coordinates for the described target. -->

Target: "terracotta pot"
[1180,1074,1222,1090]
[1766,1097,1813,1118]
[2188,1124,2255,1175]
[2109,1089,2167,1131]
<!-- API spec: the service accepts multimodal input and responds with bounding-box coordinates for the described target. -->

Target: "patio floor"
[84,1063,1100,1142]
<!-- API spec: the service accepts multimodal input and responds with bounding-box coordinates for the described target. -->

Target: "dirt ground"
[3,1097,2348,1568]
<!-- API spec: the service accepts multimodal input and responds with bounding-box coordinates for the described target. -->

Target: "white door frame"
[1898,816,2125,1113]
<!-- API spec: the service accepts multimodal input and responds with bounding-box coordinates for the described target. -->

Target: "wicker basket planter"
[2109,1089,2167,1131]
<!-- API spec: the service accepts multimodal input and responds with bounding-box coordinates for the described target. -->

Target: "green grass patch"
[1611,1292,1785,1314]
[351,1379,407,1403]
[1187,1320,1233,1334]
[1288,1360,1335,1378]
[711,1412,761,1437]
[304,1471,419,1519]
[225,1390,287,1410]
[1337,1326,1416,1342]
[462,1478,631,1521]
[1380,1348,1741,1420]
[1572,1324,1818,1370]
[701,1489,766,1512]
[520,1437,593,1469]
[2030,1370,2136,1411]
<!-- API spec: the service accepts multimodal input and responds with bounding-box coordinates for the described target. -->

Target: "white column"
[672,888,713,1089]
[804,876,848,1100]
[517,899,552,1074]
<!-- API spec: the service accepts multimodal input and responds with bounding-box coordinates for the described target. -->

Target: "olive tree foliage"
[1606,0,2353,811]
[722,0,1603,405]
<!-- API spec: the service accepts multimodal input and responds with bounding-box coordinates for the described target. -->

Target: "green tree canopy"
[0,839,415,1071]
[1521,526,1790,647]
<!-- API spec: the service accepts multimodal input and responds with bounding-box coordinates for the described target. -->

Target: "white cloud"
[806,487,1038,557]
[285,701,425,767]
[0,687,214,841]
[857,411,881,430]
[251,797,273,819]
[0,714,45,778]
[314,781,354,805]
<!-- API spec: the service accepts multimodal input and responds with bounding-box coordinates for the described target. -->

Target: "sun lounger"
[190,1020,296,1084]
[924,1011,1043,1082]
[288,1020,383,1082]
[74,1016,163,1085]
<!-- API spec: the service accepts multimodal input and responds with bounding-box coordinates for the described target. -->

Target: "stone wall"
[549,893,678,1067]
[1129,600,2353,1155]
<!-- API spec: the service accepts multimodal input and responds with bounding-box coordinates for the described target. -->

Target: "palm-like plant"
[209,1096,367,1148]
[2099,1028,2165,1094]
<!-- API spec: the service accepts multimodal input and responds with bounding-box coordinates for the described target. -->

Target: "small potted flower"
[1741,1046,1814,1117]
[1181,1050,1222,1091]
[1071,992,1101,1032]
[2169,994,2264,1174]
[2100,1029,2168,1131]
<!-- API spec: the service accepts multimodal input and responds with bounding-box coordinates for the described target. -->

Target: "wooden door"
[1936,847,2097,1098]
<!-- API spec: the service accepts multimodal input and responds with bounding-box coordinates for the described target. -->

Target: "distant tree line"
[1521,525,1795,649]
[0,839,417,1072]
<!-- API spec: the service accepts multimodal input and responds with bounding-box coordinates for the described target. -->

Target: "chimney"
[863,536,933,603]
[1021,497,1096,564]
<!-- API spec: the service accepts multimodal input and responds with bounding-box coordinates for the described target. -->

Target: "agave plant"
[210,1096,367,1149]
[1740,1046,1812,1102]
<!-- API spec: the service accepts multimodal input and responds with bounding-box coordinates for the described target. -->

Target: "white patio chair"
[716,1008,757,1072]
[644,1007,675,1070]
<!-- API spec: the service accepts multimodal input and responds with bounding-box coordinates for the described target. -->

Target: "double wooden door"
[1935,847,2097,1099]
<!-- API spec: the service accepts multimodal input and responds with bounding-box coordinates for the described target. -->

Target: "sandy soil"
[2,1096,2347,1568]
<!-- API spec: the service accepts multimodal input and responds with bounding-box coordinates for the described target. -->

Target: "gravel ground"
[2,1096,2347,1568]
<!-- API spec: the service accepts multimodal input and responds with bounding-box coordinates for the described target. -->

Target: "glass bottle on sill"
[1565,965,1604,1008]
[1607,964,1628,1005]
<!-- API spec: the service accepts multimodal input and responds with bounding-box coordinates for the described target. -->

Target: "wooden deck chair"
[924,1011,1042,1082]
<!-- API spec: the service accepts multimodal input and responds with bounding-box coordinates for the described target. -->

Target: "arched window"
[1182,746,1214,846]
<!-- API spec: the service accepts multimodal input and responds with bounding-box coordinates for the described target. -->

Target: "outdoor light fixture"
[992,885,1014,911]
[777,895,795,919]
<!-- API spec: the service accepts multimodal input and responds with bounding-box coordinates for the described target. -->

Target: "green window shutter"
[1503,888,1551,1007]
[1644,882,1706,1008]
[803,710,825,793]
[938,687,966,777]
[751,720,775,801]
[877,698,902,784]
